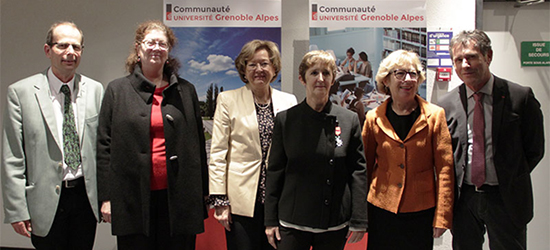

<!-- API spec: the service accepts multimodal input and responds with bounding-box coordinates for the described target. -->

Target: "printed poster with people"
[309,0,427,116]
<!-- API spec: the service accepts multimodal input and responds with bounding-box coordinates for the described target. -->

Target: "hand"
[265,226,280,249]
[11,220,32,237]
[101,201,112,223]
[346,230,366,243]
[433,227,447,238]
[214,205,232,231]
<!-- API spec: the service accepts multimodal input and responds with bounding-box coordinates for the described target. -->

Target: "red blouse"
[150,85,168,190]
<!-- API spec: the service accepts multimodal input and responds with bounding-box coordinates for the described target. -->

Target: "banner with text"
[310,0,426,28]
[165,0,281,27]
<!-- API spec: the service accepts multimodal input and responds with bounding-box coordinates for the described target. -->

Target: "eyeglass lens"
[393,70,418,80]
[53,43,83,52]
[143,40,168,50]
[247,62,271,70]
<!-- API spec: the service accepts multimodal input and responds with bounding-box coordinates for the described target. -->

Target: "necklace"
[255,100,271,110]
[253,88,271,107]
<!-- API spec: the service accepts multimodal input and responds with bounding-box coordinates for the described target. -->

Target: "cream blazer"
[209,85,297,217]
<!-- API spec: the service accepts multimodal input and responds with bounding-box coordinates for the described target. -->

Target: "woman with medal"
[208,39,297,250]
[265,50,368,250]
[361,50,454,250]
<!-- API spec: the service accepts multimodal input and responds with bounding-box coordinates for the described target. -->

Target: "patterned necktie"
[471,92,486,188]
[60,85,81,170]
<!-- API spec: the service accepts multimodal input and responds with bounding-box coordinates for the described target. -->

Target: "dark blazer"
[265,100,368,230]
[438,75,544,226]
[97,67,208,236]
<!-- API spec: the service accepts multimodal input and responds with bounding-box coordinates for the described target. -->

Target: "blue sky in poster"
[170,27,281,101]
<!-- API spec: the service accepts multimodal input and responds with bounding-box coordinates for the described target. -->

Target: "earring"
[137,56,141,62]
[165,60,169,65]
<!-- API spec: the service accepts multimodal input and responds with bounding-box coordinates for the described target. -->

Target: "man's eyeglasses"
[247,62,272,71]
[141,39,169,51]
[50,42,84,52]
[391,69,418,80]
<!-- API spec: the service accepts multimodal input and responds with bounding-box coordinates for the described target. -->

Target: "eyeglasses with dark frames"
[391,69,418,80]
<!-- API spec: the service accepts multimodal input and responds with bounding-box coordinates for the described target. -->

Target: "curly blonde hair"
[375,50,426,95]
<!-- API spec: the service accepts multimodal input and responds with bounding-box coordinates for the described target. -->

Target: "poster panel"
[309,0,427,112]
[163,2,281,248]
[163,0,282,104]
[163,0,281,173]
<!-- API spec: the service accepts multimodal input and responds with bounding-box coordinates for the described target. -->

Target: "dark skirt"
[367,203,435,250]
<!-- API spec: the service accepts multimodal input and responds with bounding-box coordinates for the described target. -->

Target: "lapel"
[35,69,62,150]
[375,95,430,142]
[405,96,430,141]
[374,99,401,142]
[457,84,470,143]
[492,76,506,150]
[73,74,87,144]
[241,85,262,150]
[270,87,284,116]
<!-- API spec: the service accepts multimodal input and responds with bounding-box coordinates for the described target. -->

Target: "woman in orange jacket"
[362,50,454,250]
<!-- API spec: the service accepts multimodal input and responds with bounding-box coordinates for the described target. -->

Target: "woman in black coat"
[264,50,368,250]
[97,20,208,250]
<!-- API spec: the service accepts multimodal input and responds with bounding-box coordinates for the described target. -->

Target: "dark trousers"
[367,203,434,250]
[452,184,527,250]
[277,225,348,250]
[117,189,196,250]
[31,177,97,250]
[225,202,273,250]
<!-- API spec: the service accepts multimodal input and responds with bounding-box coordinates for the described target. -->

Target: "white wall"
[483,2,550,249]
[0,1,162,249]
[430,2,550,249]
[424,1,477,249]
[1,0,548,249]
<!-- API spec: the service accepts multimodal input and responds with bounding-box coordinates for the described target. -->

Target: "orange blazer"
[362,96,454,229]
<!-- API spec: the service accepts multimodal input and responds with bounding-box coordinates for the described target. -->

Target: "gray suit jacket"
[437,75,544,226]
[2,69,103,236]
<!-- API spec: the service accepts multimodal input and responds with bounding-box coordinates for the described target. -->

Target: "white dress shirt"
[47,68,83,181]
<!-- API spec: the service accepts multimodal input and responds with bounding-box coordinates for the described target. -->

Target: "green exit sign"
[521,41,550,67]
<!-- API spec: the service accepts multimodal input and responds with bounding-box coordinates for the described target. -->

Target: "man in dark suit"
[1,22,103,249]
[437,29,544,250]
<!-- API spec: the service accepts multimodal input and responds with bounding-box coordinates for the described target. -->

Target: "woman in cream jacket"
[208,40,297,250]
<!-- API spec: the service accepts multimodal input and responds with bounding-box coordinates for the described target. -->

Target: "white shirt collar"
[47,68,76,96]
[466,74,494,99]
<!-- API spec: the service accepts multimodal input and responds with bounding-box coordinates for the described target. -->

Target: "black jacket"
[438,76,544,226]
[265,100,368,229]
[97,67,208,236]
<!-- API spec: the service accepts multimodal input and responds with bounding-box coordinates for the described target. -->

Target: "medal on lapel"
[335,119,343,148]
